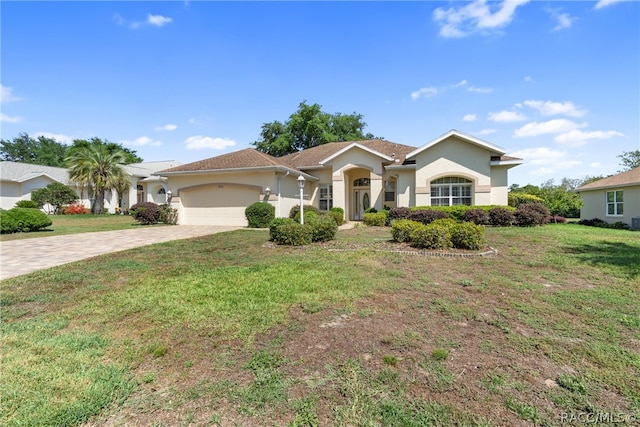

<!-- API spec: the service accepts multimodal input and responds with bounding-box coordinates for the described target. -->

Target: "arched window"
[353,178,370,187]
[430,177,472,206]
[157,188,166,195]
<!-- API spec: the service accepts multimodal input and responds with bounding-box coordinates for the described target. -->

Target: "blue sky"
[1,0,638,186]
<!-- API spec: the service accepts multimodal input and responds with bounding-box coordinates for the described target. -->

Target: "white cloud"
[514,119,587,137]
[523,100,587,117]
[468,86,493,93]
[488,110,527,123]
[148,14,172,27]
[0,113,23,123]
[0,84,21,103]
[155,124,177,131]
[476,129,498,135]
[554,129,624,146]
[510,146,569,165]
[524,76,534,83]
[552,12,576,31]
[595,0,624,10]
[454,80,468,88]
[36,132,74,143]
[411,87,438,99]
[122,136,162,146]
[184,136,236,150]
[433,0,530,38]
[462,114,477,122]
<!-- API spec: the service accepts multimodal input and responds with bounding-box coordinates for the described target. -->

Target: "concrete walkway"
[0,225,240,281]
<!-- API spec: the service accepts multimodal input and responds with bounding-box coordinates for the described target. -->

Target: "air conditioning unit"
[632,217,640,230]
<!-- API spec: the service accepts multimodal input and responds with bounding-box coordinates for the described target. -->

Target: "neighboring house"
[575,167,640,227]
[0,160,180,212]
[158,130,523,226]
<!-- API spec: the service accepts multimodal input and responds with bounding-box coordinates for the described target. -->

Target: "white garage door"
[180,184,260,226]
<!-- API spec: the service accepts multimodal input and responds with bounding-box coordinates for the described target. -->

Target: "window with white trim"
[319,184,333,211]
[606,190,623,216]
[384,180,396,203]
[430,177,472,206]
[157,188,166,195]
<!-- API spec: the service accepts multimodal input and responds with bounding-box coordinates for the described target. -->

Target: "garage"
[179,183,261,226]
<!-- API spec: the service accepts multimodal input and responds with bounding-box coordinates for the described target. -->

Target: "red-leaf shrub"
[64,203,90,215]
[515,203,550,226]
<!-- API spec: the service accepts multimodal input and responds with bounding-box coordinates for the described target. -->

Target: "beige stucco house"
[575,167,640,228]
[158,130,523,226]
[0,160,179,212]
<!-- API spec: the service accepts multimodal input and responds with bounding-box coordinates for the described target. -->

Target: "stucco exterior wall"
[580,185,640,226]
[0,182,23,209]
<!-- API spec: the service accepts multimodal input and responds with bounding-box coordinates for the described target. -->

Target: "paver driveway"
[0,225,240,280]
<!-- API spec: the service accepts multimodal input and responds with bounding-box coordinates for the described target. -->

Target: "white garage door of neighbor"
[181,184,259,226]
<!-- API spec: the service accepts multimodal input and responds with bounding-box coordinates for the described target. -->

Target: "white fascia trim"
[16,172,64,183]
[406,129,507,159]
[490,159,523,166]
[159,166,319,181]
[319,143,394,165]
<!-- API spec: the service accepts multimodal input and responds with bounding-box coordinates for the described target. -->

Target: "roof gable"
[576,167,640,191]
[0,161,69,183]
[158,148,295,174]
[406,129,506,159]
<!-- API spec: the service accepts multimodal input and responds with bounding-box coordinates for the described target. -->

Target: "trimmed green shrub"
[15,200,39,209]
[515,203,550,226]
[388,207,412,223]
[303,211,319,224]
[31,182,78,214]
[329,207,345,225]
[159,204,178,225]
[245,202,275,228]
[0,208,52,234]
[489,207,515,227]
[410,222,452,250]
[309,215,338,242]
[364,207,377,214]
[363,211,387,227]
[463,208,489,225]
[130,202,161,225]
[391,219,422,243]
[508,193,545,208]
[273,222,313,246]
[578,218,629,230]
[409,209,450,225]
[451,222,486,250]
[269,217,295,241]
[289,204,320,220]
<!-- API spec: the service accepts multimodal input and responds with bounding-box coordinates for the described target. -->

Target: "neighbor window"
[384,180,396,203]
[606,190,623,216]
[319,184,333,211]
[430,177,472,206]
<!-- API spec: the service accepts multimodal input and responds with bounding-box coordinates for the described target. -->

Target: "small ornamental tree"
[31,182,78,214]
[245,202,275,228]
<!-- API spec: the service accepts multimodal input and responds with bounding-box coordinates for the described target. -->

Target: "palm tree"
[65,145,130,214]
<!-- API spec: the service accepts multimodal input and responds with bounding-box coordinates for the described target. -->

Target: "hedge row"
[130,202,178,225]
[392,218,486,250]
[0,208,52,234]
[269,215,338,246]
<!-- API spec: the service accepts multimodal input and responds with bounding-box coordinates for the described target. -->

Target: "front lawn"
[1,224,638,426]
[0,214,165,241]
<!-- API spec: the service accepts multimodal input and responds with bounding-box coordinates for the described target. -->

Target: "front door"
[353,189,370,221]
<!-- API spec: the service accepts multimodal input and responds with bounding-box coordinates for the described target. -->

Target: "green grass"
[0,214,159,241]
[1,224,639,425]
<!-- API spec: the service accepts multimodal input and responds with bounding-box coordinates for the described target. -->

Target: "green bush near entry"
[0,208,52,234]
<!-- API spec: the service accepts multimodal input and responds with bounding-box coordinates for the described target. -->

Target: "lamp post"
[297,175,305,224]
[264,187,270,200]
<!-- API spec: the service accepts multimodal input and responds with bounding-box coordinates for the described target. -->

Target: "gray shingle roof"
[0,161,70,183]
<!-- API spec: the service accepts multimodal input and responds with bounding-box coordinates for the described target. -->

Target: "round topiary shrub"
[274,222,313,246]
[0,207,52,234]
[310,215,338,242]
[391,219,422,243]
[410,222,452,250]
[244,202,275,228]
[15,200,40,209]
[514,203,550,226]
[409,209,450,225]
[269,217,295,241]
[289,204,320,220]
[363,211,387,227]
[462,208,489,225]
[130,202,162,225]
[489,206,515,227]
[329,207,345,225]
[451,222,486,250]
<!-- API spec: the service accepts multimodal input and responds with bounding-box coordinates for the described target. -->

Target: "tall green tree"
[253,101,378,156]
[66,138,142,164]
[618,150,640,171]
[0,133,67,166]
[31,182,78,214]
[66,145,130,214]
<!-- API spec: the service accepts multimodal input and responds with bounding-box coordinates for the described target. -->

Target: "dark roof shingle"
[159,148,293,173]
